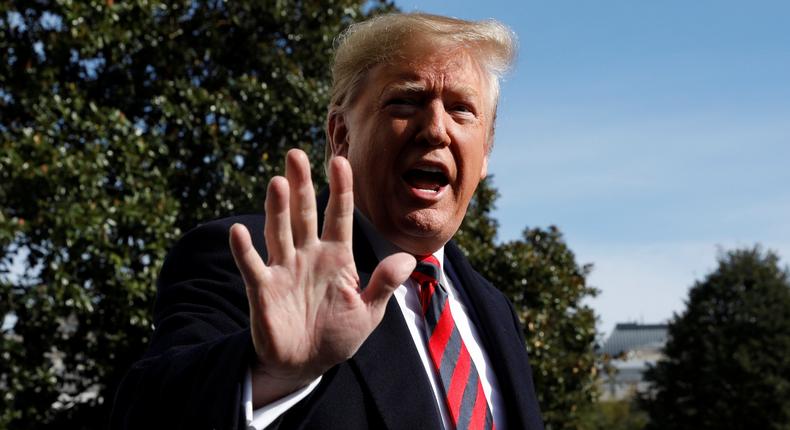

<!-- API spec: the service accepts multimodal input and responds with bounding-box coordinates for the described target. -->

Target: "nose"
[417,100,451,147]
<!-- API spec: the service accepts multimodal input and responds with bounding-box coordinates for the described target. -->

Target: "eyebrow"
[381,80,480,101]
[380,81,427,97]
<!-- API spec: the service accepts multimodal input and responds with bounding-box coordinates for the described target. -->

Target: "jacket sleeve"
[111,216,263,430]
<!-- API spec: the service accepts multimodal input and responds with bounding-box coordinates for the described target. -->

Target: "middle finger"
[285,149,318,247]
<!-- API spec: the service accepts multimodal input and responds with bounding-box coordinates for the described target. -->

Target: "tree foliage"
[455,180,600,430]
[640,247,790,429]
[578,399,648,430]
[0,1,392,427]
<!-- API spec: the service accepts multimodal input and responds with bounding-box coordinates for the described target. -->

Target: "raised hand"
[229,149,415,406]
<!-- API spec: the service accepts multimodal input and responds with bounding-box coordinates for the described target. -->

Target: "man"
[112,12,543,430]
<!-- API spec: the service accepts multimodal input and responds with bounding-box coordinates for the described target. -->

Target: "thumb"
[362,252,416,312]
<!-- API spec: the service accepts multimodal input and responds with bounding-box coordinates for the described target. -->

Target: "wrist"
[249,361,318,408]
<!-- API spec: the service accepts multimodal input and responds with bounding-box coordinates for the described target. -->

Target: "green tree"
[455,180,600,430]
[640,247,790,429]
[0,1,392,427]
[578,399,648,430]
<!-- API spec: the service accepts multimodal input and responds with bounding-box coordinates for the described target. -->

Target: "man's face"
[330,45,492,255]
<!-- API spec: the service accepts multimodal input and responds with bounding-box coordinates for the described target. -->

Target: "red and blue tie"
[411,255,495,430]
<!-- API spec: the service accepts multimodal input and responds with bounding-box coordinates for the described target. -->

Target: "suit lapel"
[317,190,443,429]
[351,214,443,430]
[351,299,444,430]
[445,241,543,430]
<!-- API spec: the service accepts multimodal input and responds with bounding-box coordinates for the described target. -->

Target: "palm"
[256,243,367,374]
[229,150,414,401]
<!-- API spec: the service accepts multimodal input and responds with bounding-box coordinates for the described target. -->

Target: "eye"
[449,103,477,120]
[384,97,420,117]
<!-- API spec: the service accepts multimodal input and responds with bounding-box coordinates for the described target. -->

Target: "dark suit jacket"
[111,193,544,430]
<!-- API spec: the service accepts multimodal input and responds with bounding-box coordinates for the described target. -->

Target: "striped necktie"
[411,255,495,430]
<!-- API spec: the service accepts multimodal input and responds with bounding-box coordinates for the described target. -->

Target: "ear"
[327,111,350,158]
[480,153,489,180]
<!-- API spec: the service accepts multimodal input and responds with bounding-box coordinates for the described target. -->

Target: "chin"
[394,211,456,254]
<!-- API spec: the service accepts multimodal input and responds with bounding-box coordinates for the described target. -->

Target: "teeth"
[416,166,442,173]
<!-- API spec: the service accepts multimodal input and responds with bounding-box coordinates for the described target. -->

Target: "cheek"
[456,153,487,197]
[456,138,487,171]
[347,131,376,168]
[390,118,411,135]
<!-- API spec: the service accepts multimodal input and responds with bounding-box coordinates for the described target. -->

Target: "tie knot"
[410,255,441,286]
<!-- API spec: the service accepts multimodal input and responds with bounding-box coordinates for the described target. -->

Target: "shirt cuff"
[243,367,322,430]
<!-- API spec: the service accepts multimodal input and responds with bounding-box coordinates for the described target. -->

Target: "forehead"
[369,46,488,98]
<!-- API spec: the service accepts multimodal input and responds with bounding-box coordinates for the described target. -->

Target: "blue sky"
[398,0,790,335]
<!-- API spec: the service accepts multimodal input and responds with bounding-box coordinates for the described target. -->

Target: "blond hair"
[324,12,517,170]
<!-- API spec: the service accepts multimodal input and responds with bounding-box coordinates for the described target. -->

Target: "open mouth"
[403,167,449,192]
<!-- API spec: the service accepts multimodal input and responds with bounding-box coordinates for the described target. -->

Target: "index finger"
[321,156,354,244]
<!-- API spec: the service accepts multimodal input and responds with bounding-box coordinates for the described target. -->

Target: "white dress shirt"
[243,211,506,429]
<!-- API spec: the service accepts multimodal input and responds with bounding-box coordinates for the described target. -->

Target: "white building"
[599,323,669,400]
